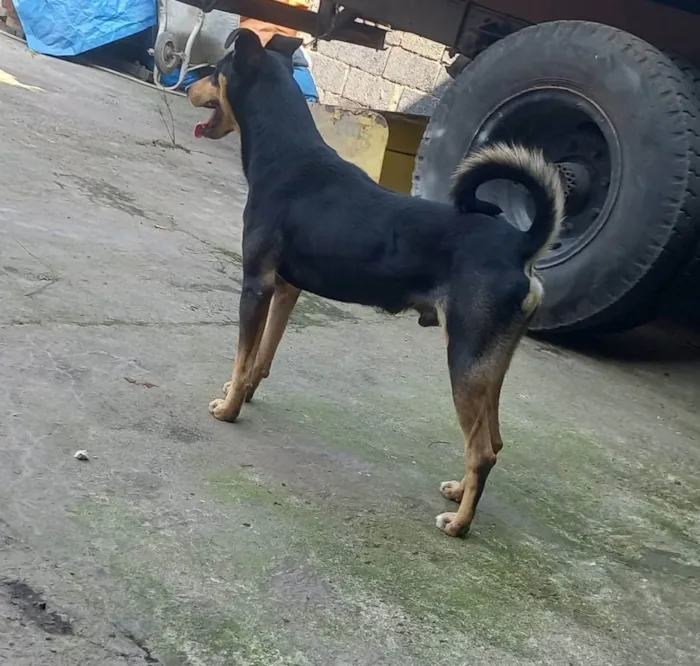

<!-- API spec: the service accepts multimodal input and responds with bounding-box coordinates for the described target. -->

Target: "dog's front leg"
[209,274,273,422]
[244,277,301,402]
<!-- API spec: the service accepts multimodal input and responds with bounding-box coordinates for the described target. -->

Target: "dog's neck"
[232,62,324,183]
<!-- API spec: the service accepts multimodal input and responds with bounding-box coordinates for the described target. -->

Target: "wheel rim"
[161,40,178,69]
[155,32,180,74]
[469,88,622,269]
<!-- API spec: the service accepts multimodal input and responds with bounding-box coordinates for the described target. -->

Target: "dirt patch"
[122,630,161,664]
[136,138,192,154]
[58,173,148,219]
[1,580,73,635]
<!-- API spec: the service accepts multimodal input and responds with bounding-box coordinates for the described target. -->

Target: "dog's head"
[187,28,302,140]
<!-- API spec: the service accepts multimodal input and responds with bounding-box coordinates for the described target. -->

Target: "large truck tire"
[665,53,700,324]
[413,21,700,334]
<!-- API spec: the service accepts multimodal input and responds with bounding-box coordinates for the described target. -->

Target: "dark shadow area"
[533,316,700,409]
[536,318,700,365]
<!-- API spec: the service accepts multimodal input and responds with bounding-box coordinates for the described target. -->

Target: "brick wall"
[306,29,453,115]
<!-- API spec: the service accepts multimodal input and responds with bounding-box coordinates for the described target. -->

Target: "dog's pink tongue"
[194,122,206,138]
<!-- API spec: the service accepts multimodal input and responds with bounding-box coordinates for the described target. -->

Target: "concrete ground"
[1,34,699,666]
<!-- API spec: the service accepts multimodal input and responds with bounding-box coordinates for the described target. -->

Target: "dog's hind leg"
[439,358,509,505]
[209,272,274,422]
[436,366,496,537]
[241,277,300,402]
[435,293,526,536]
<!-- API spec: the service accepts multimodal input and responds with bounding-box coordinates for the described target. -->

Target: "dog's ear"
[265,34,303,59]
[224,28,240,50]
[225,28,265,73]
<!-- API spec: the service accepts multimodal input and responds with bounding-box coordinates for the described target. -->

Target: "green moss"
[68,373,698,663]
[207,463,614,651]
[213,383,698,637]
[71,496,316,664]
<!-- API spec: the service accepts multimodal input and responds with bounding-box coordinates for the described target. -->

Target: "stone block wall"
[0,0,20,28]
[305,29,453,115]
[0,0,25,37]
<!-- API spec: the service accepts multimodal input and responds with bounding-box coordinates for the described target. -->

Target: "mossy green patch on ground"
[211,381,700,640]
[253,380,700,563]
[71,495,323,665]
[207,462,611,649]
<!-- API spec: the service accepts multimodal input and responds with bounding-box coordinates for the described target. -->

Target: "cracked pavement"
[1,34,700,666]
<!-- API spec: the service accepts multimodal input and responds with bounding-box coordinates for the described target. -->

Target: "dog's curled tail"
[451,143,565,265]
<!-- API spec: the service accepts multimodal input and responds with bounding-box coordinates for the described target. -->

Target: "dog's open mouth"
[194,100,221,138]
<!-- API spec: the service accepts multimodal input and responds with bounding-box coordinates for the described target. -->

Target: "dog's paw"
[208,398,238,422]
[440,480,464,502]
[222,381,233,396]
[435,512,469,538]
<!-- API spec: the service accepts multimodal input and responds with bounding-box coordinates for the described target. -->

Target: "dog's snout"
[186,80,200,103]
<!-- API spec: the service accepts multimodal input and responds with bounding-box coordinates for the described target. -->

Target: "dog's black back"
[223,36,531,321]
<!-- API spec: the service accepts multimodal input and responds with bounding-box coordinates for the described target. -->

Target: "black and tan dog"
[187,29,564,537]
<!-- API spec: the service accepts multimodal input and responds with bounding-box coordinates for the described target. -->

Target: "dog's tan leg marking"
[436,381,496,537]
[436,303,448,346]
[488,362,509,456]
[487,324,525,458]
[244,279,301,402]
[522,276,544,316]
[209,319,268,421]
[437,321,525,533]
[437,302,467,505]
[441,362,502,503]
[209,278,273,422]
[222,280,300,400]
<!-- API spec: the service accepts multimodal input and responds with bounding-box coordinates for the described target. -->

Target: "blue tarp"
[293,66,319,103]
[13,0,157,57]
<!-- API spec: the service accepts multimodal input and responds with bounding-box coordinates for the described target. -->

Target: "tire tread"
[415,21,700,333]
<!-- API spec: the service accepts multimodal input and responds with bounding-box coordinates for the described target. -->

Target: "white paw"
[440,480,463,501]
[209,397,225,414]
[208,398,237,422]
[435,512,468,537]
[435,512,456,531]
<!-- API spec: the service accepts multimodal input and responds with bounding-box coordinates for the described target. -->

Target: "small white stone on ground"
[74,450,89,461]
